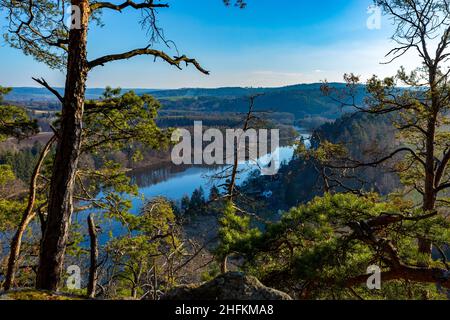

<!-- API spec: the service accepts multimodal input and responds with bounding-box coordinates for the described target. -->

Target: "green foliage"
[0,164,15,186]
[180,187,208,216]
[0,86,39,141]
[83,88,171,155]
[215,201,261,261]
[0,0,70,69]
[157,83,360,121]
[200,262,221,282]
[0,87,178,296]
[57,88,180,298]
[0,198,25,234]
[106,197,183,298]
[0,86,11,102]
[0,144,42,182]
[73,88,176,264]
[0,165,25,232]
[231,193,449,299]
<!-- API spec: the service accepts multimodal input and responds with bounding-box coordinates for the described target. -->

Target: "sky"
[0,0,422,89]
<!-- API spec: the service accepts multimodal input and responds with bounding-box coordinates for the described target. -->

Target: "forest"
[0,0,449,305]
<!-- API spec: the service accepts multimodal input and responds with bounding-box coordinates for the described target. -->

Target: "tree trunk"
[153,259,158,300]
[131,286,138,300]
[419,116,437,256]
[3,136,56,290]
[87,214,98,298]
[36,0,90,291]
[221,255,228,274]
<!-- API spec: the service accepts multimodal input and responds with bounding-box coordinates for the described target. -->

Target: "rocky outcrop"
[162,272,292,300]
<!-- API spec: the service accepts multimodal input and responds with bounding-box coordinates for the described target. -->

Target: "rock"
[162,272,292,300]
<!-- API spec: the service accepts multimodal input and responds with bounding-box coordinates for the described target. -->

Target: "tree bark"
[87,214,98,298]
[152,259,157,300]
[3,135,56,291]
[221,255,228,274]
[36,0,90,291]
[419,113,438,256]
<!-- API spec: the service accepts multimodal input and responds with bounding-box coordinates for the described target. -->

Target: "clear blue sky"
[0,0,418,88]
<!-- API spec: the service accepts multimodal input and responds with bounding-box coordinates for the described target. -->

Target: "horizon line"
[4,82,349,91]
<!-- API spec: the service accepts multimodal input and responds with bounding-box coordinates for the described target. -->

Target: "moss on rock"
[0,289,85,300]
[162,272,293,300]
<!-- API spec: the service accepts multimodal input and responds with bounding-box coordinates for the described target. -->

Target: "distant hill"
[147,83,335,98]
[4,87,161,102]
[4,83,366,120]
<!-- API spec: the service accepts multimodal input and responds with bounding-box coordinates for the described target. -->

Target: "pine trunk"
[36,0,90,291]
[419,116,437,256]
[87,214,98,298]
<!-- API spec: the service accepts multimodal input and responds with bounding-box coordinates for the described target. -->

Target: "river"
[76,128,311,241]
[127,129,311,213]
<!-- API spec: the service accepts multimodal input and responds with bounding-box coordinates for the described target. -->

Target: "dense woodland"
[0,0,450,301]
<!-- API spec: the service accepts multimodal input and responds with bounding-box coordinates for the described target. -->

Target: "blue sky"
[0,0,419,88]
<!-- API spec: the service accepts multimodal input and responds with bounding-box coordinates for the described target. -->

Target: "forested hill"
[5,83,366,121]
[146,83,345,98]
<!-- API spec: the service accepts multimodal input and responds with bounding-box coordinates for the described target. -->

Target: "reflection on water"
[131,163,221,193]
[129,129,311,209]
[131,147,292,200]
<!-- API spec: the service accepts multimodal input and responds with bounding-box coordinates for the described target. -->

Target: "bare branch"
[32,77,63,103]
[87,47,209,74]
[90,1,169,12]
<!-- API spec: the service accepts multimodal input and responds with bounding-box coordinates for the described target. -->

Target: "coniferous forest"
[0,0,449,313]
